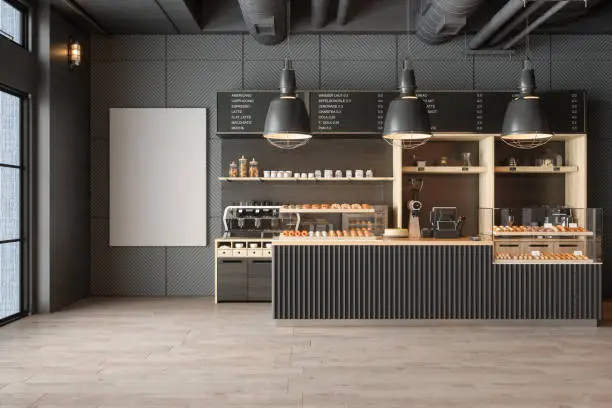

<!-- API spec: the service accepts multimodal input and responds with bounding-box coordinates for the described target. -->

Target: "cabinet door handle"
[220,260,244,264]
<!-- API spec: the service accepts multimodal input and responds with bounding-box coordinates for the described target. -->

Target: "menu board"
[541,91,586,133]
[309,91,396,133]
[416,92,479,132]
[217,90,587,135]
[216,91,305,134]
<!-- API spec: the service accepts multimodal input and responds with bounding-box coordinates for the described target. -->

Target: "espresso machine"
[407,178,423,238]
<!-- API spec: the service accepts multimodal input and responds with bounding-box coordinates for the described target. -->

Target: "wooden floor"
[2,298,612,407]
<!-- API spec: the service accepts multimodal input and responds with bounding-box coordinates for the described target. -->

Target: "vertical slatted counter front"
[272,240,601,324]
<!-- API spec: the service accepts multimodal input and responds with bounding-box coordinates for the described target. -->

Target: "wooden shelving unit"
[402,166,486,174]
[495,166,578,174]
[219,177,394,182]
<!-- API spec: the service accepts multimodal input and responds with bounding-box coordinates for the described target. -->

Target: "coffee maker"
[406,178,423,238]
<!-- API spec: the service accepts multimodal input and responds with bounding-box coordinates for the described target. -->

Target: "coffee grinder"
[407,178,423,238]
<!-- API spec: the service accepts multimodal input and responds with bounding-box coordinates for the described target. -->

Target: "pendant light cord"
[287,0,292,62]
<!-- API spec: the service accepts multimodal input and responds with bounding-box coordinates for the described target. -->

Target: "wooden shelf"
[279,208,375,214]
[495,166,578,174]
[492,231,593,237]
[402,166,486,174]
[218,177,394,182]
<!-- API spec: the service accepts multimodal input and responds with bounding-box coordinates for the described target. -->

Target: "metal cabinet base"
[273,245,602,321]
[216,258,272,302]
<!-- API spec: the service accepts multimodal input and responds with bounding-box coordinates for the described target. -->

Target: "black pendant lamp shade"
[383,60,432,148]
[501,59,553,148]
[263,60,312,149]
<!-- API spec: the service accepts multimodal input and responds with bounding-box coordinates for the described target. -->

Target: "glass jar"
[229,161,238,178]
[249,158,259,178]
[238,155,248,178]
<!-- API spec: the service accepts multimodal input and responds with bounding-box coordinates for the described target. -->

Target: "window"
[0,0,25,46]
[0,88,25,323]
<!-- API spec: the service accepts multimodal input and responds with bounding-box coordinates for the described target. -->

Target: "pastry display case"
[484,207,603,263]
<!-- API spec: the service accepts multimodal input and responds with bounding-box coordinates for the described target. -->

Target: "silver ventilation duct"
[311,0,331,28]
[416,0,485,44]
[237,0,287,45]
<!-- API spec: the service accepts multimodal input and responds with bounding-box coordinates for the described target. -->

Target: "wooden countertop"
[272,237,492,246]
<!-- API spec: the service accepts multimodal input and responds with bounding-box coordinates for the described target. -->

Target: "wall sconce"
[69,39,81,69]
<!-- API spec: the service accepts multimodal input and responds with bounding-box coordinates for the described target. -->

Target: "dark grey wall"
[48,8,91,310]
[90,33,612,297]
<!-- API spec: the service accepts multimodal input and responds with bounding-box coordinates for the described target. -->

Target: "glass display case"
[483,207,602,263]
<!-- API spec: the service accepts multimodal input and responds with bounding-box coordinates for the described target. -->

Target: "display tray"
[279,208,375,214]
[277,236,380,241]
[494,259,595,264]
[219,177,393,182]
[492,231,593,237]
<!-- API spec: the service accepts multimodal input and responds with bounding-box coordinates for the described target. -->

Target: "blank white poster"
[109,108,207,246]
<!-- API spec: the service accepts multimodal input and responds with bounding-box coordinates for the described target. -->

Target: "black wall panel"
[90,33,612,297]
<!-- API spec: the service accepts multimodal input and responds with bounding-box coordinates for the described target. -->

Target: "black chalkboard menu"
[216,91,305,134]
[309,91,397,134]
[217,90,587,135]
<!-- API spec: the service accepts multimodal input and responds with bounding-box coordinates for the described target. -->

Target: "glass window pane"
[0,90,20,166]
[0,242,19,320]
[0,1,23,46]
[0,167,19,241]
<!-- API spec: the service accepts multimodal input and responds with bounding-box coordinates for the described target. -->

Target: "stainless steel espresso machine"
[222,201,295,238]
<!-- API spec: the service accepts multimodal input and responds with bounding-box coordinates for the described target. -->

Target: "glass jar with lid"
[229,161,238,178]
[238,155,248,178]
[249,158,259,178]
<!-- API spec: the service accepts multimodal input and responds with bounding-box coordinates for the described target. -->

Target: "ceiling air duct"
[416,0,485,45]
[238,0,287,45]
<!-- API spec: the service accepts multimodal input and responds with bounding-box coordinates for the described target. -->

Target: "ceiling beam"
[155,0,202,34]
[51,0,109,34]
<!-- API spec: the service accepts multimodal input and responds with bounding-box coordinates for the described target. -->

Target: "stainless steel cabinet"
[247,259,272,302]
[216,258,272,302]
[217,259,247,301]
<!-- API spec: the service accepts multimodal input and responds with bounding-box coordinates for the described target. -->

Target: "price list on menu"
[217,90,586,134]
[416,92,478,132]
[310,91,396,134]
[541,91,586,133]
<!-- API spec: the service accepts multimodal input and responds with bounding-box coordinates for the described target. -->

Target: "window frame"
[0,84,29,326]
[0,0,29,48]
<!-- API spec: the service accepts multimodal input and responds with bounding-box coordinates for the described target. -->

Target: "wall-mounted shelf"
[402,166,486,174]
[279,208,375,214]
[219,177,394,182]
[492,231,593,237]
[495,166,578,174]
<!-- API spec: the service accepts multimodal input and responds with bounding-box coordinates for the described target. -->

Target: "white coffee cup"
[263,170,271,178]
[285,171,292,178]
[346,170,353,178]
[355,170,364,178]
[301,173,308,178]
[308,172,315,179]
[270,170,277,178]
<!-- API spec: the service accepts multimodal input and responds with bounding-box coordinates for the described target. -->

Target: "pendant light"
[263,1,312,150]
[383,59,432,150]
[501,58,552,149]
[501,18,552,149]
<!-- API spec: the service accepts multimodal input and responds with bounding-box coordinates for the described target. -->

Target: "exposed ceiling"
[53,0,612,39]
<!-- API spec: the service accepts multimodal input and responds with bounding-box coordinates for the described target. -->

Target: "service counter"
[272,239,601,324]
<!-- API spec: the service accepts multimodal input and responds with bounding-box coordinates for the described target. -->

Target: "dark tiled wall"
[90,33,612,296]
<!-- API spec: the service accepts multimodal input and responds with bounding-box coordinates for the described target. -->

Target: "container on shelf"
[249,158,259,178]
[229,161,238,178]
[239,155,248,178]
